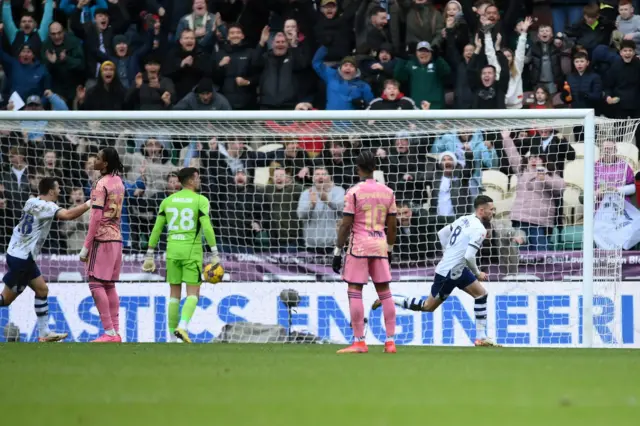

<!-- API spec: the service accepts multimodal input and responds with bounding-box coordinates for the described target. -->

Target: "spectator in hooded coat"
[173,77,232,110]
[77,61,127,110]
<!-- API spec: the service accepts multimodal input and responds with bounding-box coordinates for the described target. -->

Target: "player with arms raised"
[1,177,91,341]
[374,195,499,346]
[332,151,398,354]
[79,147,125,343]
[142,167,224,343]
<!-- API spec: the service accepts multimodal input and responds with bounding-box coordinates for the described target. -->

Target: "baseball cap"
[26,95,42,106]
[416,41,432,51]
[321,0,337,6]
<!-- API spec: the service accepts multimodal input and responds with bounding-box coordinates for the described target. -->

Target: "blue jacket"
[313,46,374,110]
[565,71,602,109]
[0,43,50,100]
[431,130,498,180]
[60,0,108,22]
[108,31,154,88]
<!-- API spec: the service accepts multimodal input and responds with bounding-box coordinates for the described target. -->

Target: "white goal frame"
[0,108,597,347]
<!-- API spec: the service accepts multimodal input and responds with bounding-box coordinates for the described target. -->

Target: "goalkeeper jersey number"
[158,189,210,260]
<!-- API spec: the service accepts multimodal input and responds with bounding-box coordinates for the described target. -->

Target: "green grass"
[0,345,638,426]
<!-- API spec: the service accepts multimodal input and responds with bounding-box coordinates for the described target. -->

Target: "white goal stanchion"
[1,109,638,347]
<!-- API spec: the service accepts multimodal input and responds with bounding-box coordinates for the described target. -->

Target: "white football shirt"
[8,198,61,260]
[434,214,487,278]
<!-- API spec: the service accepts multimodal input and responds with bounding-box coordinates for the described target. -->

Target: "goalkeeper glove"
[204,247,224,284]
[79,246,89,263]
[332,247,343,274]
[142,248,156,272]
[387,245,393,269]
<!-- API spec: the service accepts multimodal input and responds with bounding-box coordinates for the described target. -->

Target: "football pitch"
[0,344,638,426]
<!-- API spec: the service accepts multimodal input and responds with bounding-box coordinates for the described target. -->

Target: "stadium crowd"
[1,0,640,268]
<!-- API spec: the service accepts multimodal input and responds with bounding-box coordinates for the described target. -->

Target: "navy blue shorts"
[430,268,476,301]
[2,254,41,295]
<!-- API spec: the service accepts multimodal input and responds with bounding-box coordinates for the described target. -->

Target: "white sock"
[37,315,50,337]
[385,336,394,343]
[169,334,178,343]
[105,329,116,336]
[178,320,188,330]
[476,319,488,340]
[392,295,407,308]
[34,296,50,337]
[475,294,489,340]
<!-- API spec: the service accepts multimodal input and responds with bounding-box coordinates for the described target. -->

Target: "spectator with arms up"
[0,42,50,100]
[502,130,565,251]
[394,41,451,109]
[313,45,374,110]
[2,0,54,58]
[254,27,308,110]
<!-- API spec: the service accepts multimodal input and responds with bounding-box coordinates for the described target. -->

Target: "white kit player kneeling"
[1,177,92,342]
[373,195,500,347]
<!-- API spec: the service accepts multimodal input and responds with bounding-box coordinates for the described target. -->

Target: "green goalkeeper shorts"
[166,259,202,286]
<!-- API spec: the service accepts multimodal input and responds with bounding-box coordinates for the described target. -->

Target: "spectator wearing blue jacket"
[431,130,499,196]
[0,43,50,100]
[109,33,153,89]
[2,0,54,58]
[562,51,602,110]
[312,45,374,111]
[60,0,108,23]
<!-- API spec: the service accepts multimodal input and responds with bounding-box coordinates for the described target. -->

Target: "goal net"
[0,110,639,347]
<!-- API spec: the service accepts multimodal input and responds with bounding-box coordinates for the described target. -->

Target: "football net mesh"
[1,115,639,346]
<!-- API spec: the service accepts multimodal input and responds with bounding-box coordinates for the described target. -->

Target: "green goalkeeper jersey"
[148,189,217,260]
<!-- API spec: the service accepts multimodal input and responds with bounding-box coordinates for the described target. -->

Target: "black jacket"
[444,31,473,109]
[162,46,212,101]
[220,184,268,248]
[367,94,417,110]
[253,46,308,108]
[313,1,360,62]
[564,18,616,52]
[468,52,510,109]
[213,42,257,109]
[70,4,128,79]
[528,41,563,88]
[604,58,640,110]
[426,156,473,217]
[81,80,127,111]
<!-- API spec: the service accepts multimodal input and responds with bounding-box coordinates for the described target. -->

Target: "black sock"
[408,298,423,311]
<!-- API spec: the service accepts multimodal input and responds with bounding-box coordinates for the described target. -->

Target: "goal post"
[1,108,634,347]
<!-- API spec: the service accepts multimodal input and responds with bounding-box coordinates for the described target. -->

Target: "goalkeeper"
[142,167,224,343]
